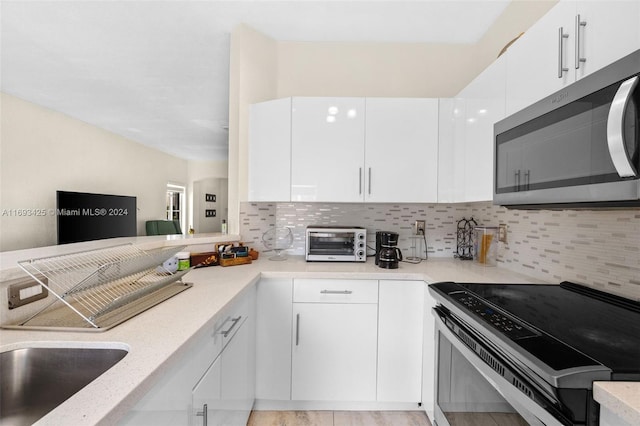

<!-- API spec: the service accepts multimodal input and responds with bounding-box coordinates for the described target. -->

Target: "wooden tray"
[219,256,252,267]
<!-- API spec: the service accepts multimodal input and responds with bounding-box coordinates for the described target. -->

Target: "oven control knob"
[357,250,365,258]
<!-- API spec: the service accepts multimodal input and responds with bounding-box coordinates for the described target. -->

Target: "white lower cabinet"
[291,279,379,401]
[121,288,255,426]
[218,314,255,425]
[255,278,293,400]
[189,315,255,426]
[377,280,424,402]
[190,315,255,426]
[291,301,378,401]
[422,284,437,423]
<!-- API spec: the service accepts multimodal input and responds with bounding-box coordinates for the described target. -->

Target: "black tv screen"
[56,191,137,244]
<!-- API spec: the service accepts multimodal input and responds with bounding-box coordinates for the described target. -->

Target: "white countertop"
[1,254,637,425]
[594,381,640,425]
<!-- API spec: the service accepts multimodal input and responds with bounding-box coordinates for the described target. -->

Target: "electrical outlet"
[498,224,507,243]
[414,220,426,235]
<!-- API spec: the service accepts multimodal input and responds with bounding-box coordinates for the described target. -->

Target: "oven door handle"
[607,75,638,178]
[434,313,565,426]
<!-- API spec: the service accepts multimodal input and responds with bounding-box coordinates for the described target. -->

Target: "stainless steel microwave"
[494,49,640,208]
[305,226,367,262]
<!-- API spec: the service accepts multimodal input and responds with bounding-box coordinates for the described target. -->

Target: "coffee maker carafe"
[376,231,402,269]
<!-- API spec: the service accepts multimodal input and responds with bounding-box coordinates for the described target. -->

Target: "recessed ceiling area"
[1,1,512,161]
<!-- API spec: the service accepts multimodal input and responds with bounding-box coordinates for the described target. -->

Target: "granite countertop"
[0,253,637,425]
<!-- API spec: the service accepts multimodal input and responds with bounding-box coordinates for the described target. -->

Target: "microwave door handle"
[607,76,639,178]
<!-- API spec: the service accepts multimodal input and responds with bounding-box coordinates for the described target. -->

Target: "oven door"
[434,308,566,426]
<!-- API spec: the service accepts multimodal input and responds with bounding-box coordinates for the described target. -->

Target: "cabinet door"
[460,55,507,202]
[291,303,377,401]
[248,98,291,202]
[291,97,366,202]
[576,1,640,80]
[377,280,424,402]
[505,1,576,115]
[255,278,293,400]
[437,97,467,203]
[218,315,254,426]
[192,355,223,426]
[422,285,437,423]
[364,98,439,202]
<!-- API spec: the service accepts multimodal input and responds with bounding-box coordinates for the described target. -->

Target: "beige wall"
[277,42,473,98]
[228,24,279,235]
[0,93,189,251]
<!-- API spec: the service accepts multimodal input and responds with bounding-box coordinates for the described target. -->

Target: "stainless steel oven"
[430,281,640,426]
[494,49,640,208]
[305,226,367,262]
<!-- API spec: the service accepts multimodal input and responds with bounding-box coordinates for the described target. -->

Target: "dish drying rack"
[5,243,192,331]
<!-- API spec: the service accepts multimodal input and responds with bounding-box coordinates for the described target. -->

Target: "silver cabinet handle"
[359,167,363,195]
[220,316,241,338]
[295,313,300,346]
[196,403,208,426]
[558,27,569,78]
[607,76,639,177]
[368,167,372,195]
[575,14,587,69]
[524,170,530,191]
[515,170,521,191]
[320,290,353,294]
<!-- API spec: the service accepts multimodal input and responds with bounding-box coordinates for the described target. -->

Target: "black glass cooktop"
[431,282,640,377]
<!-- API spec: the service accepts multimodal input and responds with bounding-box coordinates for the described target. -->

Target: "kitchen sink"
[0,346,128,425]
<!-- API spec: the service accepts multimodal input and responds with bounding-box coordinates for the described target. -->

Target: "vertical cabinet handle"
[558,27,569,78]
[515,170,521,191]
[368,167,372,195]
[525,170,530,191]
[575,14,587,69]
[196,403,208,426]
[295,313,300,346]
[358,168,363,195]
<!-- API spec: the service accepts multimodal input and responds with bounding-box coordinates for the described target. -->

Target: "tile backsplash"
[240,201,640,301]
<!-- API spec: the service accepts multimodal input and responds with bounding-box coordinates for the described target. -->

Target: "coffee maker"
[375,231,402,269]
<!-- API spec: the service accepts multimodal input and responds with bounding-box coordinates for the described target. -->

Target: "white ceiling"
[1,0,510,161]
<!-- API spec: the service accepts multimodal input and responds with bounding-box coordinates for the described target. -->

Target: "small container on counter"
[473,227,498,266]
[177,251,191,270]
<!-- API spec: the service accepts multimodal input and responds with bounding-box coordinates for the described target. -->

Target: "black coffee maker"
[375,231,402,269]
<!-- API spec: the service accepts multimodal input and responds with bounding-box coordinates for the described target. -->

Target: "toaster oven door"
[307,231,357,257]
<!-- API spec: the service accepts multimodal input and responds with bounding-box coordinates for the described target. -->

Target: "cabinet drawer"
[293,279,378,304]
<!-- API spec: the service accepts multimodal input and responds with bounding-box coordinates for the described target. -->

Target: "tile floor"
[247,410,432,426]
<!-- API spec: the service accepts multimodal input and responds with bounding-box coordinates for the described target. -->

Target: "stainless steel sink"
[0,346,128,425]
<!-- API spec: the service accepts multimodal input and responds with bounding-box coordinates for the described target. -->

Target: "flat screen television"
[56,191,137,244]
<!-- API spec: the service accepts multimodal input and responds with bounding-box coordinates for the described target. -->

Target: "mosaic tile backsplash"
[240,202,640,301]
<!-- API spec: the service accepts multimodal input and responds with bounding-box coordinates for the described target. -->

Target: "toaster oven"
[305,226,367,262]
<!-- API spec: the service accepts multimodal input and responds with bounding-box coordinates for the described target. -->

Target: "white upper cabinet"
[291,97,366,202]
[365,98,439,203]
[506,0,640,116]
[250,96,440,203]
[505,1,577,115]
[575,1,640,80]
[439,56,506,203]
[460,55,506,202]
[248,98,292,202]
